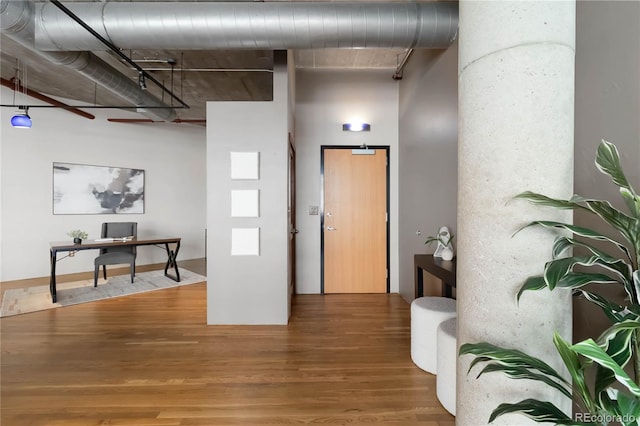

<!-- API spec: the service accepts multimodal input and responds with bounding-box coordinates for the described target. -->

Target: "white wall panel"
[0,88,206,281]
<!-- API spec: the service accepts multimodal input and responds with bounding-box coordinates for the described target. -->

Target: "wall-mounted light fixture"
[11,107,32,129]
[342,122,371,132]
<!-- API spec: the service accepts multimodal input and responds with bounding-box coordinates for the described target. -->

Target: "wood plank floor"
[1,262,454,426]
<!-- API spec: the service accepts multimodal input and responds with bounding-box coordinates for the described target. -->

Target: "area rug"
[0,268,206,318]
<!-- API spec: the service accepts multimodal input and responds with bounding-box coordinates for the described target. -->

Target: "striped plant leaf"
[478,364,572,399]
[596,140,640,218]
[553,236,626,264]
[487,399,584,424]
[459,342,571,387]
[595,365,617,410]
[513,191,590,211]
[544,256,631,291]
[612,390,640,425]
[620,187,640,222]
[596,141,633,191]
[594,322,638,399]
[517,273,620,304]
[555,272,621,289]
[519,221,634,262]
[552,236,574,259]
[553,332,594,412]
[584,199,640,258]
[627,302,640,316]
[571,339,640,397]
[576,290,630,323]
[598,320,640,349]
[517,276,548,302]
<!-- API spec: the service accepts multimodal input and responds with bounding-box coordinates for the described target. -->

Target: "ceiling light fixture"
[11,107,32,128]
[342,122,371,132]
[9,62,32,128]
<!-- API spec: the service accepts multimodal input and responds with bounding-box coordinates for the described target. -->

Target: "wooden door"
[322,147,388,293]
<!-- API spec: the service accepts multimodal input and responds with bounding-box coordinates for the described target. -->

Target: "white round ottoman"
[410,296,456,374]
[436,317,457,415]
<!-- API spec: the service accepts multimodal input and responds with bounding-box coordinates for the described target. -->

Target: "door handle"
[290,228,300,234]
[327,226,336,231]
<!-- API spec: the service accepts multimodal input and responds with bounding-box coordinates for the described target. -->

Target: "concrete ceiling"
[0,0,418,122]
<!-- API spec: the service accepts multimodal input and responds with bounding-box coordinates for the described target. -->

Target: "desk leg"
[50,250,58,303]
[163,241,181,282]
[415,266,424,299]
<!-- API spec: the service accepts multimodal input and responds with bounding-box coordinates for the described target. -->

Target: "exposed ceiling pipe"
[49,0,188,110]
[33,2,458,51]
[0,0,177,122]
[1,77,95,120]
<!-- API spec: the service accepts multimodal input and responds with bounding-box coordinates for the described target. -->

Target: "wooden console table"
[414,254,456,299]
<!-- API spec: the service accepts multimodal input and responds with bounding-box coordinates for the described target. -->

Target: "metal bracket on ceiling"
[392,49,414,81]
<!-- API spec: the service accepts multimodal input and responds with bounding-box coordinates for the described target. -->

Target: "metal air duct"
[0,0,177,121]
[34,2,458,51]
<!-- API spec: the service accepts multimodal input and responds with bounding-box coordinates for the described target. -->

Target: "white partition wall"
[206,58,291,325]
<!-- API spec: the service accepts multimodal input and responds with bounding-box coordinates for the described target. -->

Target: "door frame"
[288,134,296,317]
[320,145,390,294]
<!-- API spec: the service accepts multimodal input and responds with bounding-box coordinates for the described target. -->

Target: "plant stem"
[635,330,640,386]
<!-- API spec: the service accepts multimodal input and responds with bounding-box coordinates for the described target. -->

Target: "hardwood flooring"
[1,260,454,426]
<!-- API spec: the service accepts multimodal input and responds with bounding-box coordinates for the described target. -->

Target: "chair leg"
[94,266,99,287]
[102,265,107,280]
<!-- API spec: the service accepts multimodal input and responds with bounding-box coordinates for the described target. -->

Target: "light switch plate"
[309,205,319,215]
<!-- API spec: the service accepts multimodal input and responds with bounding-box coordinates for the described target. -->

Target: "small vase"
[73,237,82,244]
[441,246,454,261]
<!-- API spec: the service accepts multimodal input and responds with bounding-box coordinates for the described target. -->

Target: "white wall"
[575,1,639,204]
[206,59,290,325]
[573,0,640,341]
[398,45,459,303]
[0,87,206,281]
[295,69,400,294]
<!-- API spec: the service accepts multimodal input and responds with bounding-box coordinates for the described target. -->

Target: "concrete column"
[456,1,575,424]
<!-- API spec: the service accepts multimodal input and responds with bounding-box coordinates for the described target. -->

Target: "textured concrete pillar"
[456,1,575,424]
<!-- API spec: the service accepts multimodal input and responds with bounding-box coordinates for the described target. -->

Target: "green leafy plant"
[425,230,454,248]
[460,140,640,424]
[67,229,88,240]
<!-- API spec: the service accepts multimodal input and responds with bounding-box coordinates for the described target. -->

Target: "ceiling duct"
[33,2,458,51]
[0,0,177,121]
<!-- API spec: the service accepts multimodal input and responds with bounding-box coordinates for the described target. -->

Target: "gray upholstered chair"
[94,222,137,287]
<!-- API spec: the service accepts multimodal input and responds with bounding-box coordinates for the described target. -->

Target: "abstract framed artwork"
[53,162,145,214]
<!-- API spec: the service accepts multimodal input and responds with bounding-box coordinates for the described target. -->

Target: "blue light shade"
[342,122,370,132]
[11,113,32,128]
